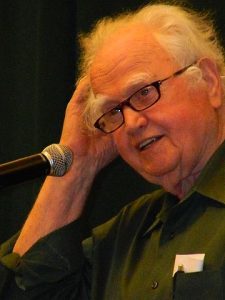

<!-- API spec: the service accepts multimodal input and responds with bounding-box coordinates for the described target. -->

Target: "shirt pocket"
[173,269,225,300]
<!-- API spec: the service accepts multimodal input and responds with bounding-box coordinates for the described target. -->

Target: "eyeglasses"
[94,62,196,134]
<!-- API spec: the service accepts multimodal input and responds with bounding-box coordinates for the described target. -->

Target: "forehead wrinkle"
[95,72,151,100]
[92,51,157,87]
[90,24,175,86]
[91,38,164,89]
[93,55,125,81]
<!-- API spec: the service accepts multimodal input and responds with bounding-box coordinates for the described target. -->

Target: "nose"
[122,106,148,133]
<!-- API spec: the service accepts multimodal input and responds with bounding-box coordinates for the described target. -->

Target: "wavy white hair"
[78,2,225,130]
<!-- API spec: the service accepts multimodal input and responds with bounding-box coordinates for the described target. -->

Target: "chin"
[136,160,181,186]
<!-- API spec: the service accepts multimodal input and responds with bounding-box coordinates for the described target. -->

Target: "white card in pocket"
[173,254,205,276]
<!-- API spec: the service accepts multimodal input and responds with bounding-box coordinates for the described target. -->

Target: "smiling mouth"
[138,135,163,151]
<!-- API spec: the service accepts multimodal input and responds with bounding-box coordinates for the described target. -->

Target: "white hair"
[78,2,225,130]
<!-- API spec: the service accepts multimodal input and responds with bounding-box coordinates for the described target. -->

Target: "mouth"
[138,135,163,151]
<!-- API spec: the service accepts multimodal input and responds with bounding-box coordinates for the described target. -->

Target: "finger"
[72,76,91,105]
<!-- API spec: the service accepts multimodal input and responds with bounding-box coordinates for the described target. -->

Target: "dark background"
[0,0,224,242]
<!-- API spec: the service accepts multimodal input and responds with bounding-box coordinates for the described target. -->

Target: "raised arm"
[13,77,117,256]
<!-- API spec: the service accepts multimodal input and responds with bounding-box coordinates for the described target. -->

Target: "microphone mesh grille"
[42,144,73,176]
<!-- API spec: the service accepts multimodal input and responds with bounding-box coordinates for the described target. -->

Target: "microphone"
[0,144,73,188]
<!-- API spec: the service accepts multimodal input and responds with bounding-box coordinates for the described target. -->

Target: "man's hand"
[60,77,118,177]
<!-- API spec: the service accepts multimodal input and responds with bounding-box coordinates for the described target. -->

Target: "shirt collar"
[141,140,225,237]
[141,193,178,237]
[184,140,225,204]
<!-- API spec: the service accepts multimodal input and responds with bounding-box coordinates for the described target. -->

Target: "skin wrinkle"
[151,82,215,178]
[93,73,154,116]
[90,28,170,96]
[91,62,158,98]
[88,69,160,124]
[90,25,224,199]
[90,59,173,120]
[143,83,219,196]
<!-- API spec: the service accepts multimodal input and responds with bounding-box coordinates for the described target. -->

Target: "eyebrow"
[93,95,112,112]
[125,73,154,89]
[94,72,154,112]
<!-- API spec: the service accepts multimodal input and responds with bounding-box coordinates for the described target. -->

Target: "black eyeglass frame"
[94,61,196,134]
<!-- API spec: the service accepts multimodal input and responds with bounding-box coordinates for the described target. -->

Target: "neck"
[173,136,225,200]
[174,170,201,200]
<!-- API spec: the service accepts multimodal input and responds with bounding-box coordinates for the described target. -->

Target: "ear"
[198,57,223,108]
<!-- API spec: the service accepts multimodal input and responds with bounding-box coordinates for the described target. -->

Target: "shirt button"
[151,280,159,289]
[169,232,175,239]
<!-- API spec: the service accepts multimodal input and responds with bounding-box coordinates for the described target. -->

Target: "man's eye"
[109,107,121,116]
[140,87,151,96]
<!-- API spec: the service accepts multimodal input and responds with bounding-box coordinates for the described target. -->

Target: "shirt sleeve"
[0,219,92,299]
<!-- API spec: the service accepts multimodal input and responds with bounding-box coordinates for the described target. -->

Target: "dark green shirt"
[0,141,224,299]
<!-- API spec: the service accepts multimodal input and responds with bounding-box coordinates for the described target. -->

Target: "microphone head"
[42,144,73,176]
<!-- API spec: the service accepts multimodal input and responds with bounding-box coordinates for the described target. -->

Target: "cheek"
[160,93,215,168]
[158,86,210,138]
[168,107,197,138]
[113,86,214,173]
[112,132,140,168]
[113,132,130,153]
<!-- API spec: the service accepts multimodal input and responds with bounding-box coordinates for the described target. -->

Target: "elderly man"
[0,2,224,299]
